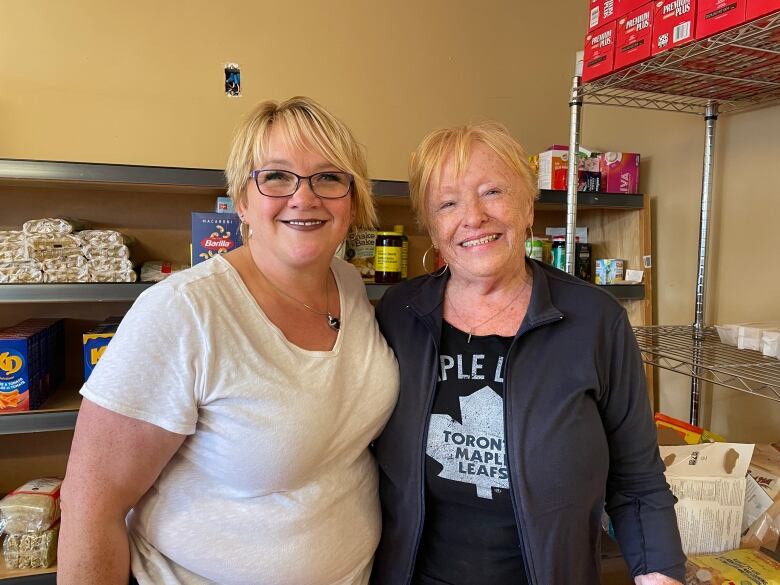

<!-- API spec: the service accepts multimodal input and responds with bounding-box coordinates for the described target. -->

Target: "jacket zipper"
[504,314,563,585]
[405,306,441,585]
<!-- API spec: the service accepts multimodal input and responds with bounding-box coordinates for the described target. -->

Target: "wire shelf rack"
[633,325,780,402]
[580,11,780,114]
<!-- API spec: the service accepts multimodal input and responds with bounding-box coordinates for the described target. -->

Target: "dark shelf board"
[537,190,645,209]
[599,283,645,300]
[0,158,409,199]
[0,283,153,303]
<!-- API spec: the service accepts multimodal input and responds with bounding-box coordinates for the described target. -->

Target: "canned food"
[525,237,544,262]
[551,236,566,270]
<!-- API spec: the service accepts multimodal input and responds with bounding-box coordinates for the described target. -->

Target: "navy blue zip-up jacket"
[371,260,685,585]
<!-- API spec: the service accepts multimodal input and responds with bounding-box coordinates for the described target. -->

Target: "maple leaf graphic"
[426,386,509,499]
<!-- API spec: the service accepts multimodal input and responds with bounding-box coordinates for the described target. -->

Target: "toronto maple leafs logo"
[426,386,509,499]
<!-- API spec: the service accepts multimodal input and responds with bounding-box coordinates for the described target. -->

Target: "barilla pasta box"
[589,0,619,31]
[0,319,64,413]
[583,21,618,82]
[695,0,747,39]
[746,0,780,19]
[83,317,122,382]
[652,0,697,54]
[615,2,655,69]
[191,212,242,266]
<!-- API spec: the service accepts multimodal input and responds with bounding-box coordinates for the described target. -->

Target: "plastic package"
[22,218,84,235]
[140,261,187,283]
[89,269,137,283]
[0,246,26,263]
[0,263,44,284]
[0,231,23,243]
[0,478,62,534]
[82,243,130,260]
[761,331,780,358]
[739,322,780,351]
[76,230,128,246]
[88,257,133,272]
[2,523,59,569]
[43,265,90,283]
[24,234,81,262]
[41,254,87,270]
[741,497,780,552]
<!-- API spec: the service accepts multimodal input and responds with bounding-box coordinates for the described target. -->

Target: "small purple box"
[599,152,640,194]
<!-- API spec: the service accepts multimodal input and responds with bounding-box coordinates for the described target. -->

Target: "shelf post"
[690,101,719,426]
[566,76,583,275]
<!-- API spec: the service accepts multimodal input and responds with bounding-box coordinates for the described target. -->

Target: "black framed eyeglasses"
[249,169,353,199]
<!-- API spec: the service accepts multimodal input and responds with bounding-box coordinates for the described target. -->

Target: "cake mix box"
[747,0,780,19]
[583,21,618,82]
[695,0,747,39]
[595,259,626,284]
[83,317,122,382]
[589,0,619,30]
[0,319,64,413]
[615,2,655,69]
[600,152,641,193]
[191,212,242,266]
[652,0,697,54]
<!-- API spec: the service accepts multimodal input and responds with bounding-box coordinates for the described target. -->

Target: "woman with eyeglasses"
[59,97,399,585]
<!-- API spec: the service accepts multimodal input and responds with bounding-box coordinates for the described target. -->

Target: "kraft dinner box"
[83,317,123,382]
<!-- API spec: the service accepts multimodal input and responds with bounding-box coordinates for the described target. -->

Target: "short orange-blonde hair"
[225,96,377,241]
[408,122,538,232]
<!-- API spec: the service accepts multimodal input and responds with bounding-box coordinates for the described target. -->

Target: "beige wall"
[2,0,779,440]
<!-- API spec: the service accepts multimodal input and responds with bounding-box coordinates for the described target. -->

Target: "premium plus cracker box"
[652,0,697,54]
[695,0,747,39]
[615,2,655,69]
[583,21,618,82]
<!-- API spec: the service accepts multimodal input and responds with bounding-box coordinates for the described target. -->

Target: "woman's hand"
[635,573,684,585]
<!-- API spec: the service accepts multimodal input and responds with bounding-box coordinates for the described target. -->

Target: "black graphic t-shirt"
[412,322,528,585]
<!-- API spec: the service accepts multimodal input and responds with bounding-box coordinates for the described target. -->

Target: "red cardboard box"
[618,0,653,17]
[583,21,618,82]
[695,0,747,39]
[615,2,655,69]
[590,0,620,30]
[746,0,780,19]
[652,0,697,54]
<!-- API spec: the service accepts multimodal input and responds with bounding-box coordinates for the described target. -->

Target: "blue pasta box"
[191,212,242,266]
[83,317,122,382]
[0,319,64,413]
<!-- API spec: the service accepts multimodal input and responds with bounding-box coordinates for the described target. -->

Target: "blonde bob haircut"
[225,96,377,242]
[408,122,538,232]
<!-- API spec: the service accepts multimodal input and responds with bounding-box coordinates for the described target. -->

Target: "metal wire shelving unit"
[564,11,780,424]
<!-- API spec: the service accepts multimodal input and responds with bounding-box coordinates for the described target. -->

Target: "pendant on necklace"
[327,313,341,332]
[467,330,473,343]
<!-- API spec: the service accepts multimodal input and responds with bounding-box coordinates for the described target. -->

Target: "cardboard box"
[747,0,780,20]
[695,0,747,39]
[615,2,655,69]
[191,212,242,266]
[600,152,640,193]
[215,196,234,214]
[685,548,780,582]
[618,0,655,18]
[660,442,754,555]
[595,259,626,284]
[652,0,697,54]
[83,317,122,382]
[589,0,620,30]
[0,319,64,413]
[583,21,618,82]
[749,443,780,500]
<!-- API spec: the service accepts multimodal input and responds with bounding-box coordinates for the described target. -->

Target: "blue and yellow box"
[191,212,242,266]
[0,319,64,413]
[83,317,122,382]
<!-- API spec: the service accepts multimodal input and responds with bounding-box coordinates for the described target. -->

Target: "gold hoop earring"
[422,245,449,277]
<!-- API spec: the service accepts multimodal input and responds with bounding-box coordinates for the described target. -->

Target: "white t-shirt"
[81,255,400,585]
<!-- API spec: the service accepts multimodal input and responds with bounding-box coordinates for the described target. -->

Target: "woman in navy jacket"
[371,122,685,585]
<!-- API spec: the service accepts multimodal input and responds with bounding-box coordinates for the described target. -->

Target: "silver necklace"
[446,276,531,343]
[259,268,340,332]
